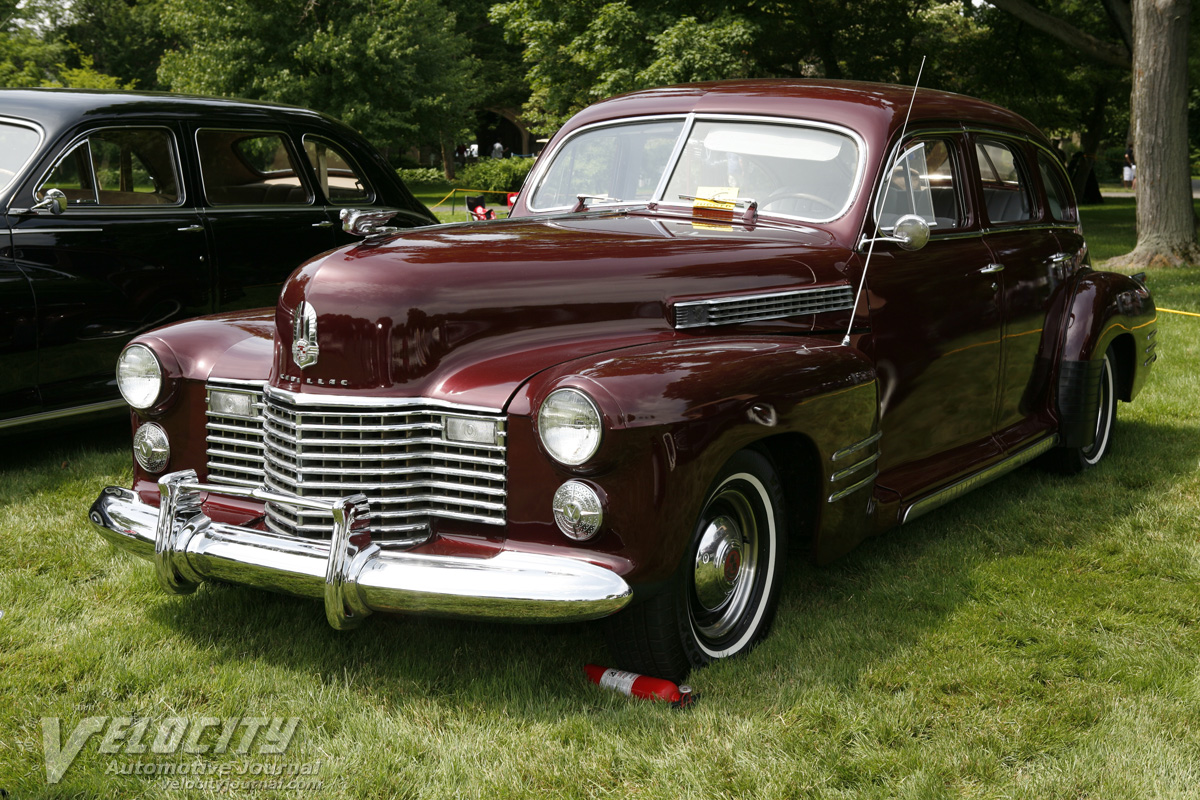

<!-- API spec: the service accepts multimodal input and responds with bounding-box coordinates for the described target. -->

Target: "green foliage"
[456,157,534,191]
[157,0,480,153]
[396,167,446,187]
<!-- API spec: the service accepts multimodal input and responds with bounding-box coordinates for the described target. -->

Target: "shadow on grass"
[133,410,1193,714]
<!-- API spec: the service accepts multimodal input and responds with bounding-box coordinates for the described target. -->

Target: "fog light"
[133,423,170,473]
[552,481,603,541]
[208,388,257,418]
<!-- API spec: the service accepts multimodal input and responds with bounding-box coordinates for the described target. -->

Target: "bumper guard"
[89,470,632,628]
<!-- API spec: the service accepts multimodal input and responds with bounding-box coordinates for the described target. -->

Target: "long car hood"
[271,213,852,409]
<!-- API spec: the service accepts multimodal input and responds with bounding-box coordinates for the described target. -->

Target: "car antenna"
[842,56,926,348]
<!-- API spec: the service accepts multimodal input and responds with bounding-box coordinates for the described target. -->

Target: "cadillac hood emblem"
[291,301,319,369]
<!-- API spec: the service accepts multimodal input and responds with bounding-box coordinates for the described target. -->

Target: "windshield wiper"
[571,194,627,213]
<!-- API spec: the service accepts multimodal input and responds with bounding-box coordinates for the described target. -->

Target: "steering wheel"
[761,191,838,215]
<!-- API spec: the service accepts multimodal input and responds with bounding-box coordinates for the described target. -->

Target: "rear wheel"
[604,449,788,682]
[1049,347,1117,474]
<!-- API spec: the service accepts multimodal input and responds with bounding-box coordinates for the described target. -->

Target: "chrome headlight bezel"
[537,388,604,466]
[116,344,164,410]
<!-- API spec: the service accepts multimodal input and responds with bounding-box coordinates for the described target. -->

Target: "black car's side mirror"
[14,188,68,216]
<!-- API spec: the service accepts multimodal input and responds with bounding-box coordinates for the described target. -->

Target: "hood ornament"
[292,301,319,369]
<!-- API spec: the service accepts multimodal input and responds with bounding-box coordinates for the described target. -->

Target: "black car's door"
[0,238,39,422]
[189,126,338,312]
[9,123,212,410]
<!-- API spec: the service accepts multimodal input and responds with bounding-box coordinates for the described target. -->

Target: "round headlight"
[537,388,603,466]
[116,345,163,410]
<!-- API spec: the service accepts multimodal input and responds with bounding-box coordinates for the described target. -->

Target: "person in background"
[1123,143,1136,190]
[492,141,504,159]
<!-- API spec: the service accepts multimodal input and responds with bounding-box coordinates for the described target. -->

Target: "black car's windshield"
[0,122,40,196]
[529,117,862,223]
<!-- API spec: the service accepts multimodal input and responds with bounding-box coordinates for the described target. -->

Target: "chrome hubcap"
[691,483,760,641]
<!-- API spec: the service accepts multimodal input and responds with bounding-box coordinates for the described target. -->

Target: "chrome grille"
[674,285,855,328]
[204,383,507,545]
[206,382,267,488]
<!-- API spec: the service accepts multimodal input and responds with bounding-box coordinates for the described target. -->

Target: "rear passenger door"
[973,136,1066,449]
[193,127,338,311]
[9,123,211,410]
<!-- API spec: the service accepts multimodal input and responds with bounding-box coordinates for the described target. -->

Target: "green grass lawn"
[2,204,1199,798]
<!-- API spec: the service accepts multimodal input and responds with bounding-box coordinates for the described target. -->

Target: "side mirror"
[28,188,68,216]
[892,214,930,251]
[858,213,930,253]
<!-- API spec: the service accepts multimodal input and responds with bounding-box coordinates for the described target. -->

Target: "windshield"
[529,117,862,222]
[0,122,41,197]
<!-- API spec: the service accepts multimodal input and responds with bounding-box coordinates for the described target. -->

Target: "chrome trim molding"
[0,399,125,431]
[830,451,880,483]
[828,470,878,503]
[89,474,632,625]
[901,435,1059,524]
[831,431,882,462]
[674,285,854,328]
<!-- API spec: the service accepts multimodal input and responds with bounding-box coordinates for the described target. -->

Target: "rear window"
[197,130,312,206]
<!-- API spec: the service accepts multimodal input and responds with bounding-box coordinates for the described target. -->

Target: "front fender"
[506,336,880,585]
[1055,271,1156,447]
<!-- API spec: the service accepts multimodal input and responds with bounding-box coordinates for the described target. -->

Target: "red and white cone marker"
[584,664,697,708]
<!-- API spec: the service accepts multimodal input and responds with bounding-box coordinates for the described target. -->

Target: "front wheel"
[604,449,788,682]
[1049,346,1117,474]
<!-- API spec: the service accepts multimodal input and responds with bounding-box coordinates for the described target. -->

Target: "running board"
[900,435,1059,524]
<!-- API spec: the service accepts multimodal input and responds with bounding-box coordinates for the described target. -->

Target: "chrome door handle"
[312,220,334,228]
[980,263,1005,274]
[177,224,204,233]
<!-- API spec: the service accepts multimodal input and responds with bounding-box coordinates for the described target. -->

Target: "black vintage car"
[0,89,436,431]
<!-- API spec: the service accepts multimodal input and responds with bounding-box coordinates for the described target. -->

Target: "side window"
[197,130,312,205]
[38,128,180,206]
[303,136,373,203]
[976,139,1034,224]
[1036,152,1077,223]
[875,138,962,231]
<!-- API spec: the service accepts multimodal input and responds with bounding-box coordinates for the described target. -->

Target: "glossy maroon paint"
[124,79,1157,594]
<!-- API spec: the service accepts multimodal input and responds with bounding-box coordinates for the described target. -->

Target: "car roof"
[0,88,332,138]
[564,79,1044,143]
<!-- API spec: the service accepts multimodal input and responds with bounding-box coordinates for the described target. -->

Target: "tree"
[1113,0,1199,266]
[157,0,480,159]
[987,0,1198,267]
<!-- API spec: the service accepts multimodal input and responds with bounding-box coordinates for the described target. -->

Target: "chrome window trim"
[300,133,377,205]
[0,116,45,201]
[526,112,868,225]
[193,127,315,207]
[29,124,187,208]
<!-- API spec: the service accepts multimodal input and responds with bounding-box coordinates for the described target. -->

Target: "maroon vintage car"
[90,80,1156,680]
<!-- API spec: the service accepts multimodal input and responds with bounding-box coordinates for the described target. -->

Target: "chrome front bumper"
[89,470,632,628]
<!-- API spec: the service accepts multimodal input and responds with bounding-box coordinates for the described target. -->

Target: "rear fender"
[1053,272,1156,448]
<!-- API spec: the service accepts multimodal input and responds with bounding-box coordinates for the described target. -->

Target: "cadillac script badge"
[292,301,319,369]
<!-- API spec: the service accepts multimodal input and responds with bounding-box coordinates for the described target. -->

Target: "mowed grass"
[2,204,1199,799]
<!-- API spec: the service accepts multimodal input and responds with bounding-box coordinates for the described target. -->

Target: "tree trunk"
[441,138,456,182]
[1109,0,1200,268]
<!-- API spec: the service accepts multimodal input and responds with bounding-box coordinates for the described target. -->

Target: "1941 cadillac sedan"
[89,81,1156,680]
